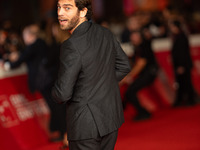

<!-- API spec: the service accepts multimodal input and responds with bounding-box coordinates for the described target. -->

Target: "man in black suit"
[3,24,47,93]
[169,20,196,106]
[52,0,131,149]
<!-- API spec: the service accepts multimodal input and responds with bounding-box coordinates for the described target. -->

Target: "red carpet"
[34,104,200,150]
[116,104,200,150]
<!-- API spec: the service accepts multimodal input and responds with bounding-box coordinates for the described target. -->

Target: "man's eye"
[57,6,61,9]
[65,7,70,10]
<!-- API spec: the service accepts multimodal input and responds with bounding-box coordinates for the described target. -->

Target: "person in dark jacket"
[169,20,196,106]
[3,24,67,142]
[121,29,159,121]
[4,24,47,92]
[52,0,131,149]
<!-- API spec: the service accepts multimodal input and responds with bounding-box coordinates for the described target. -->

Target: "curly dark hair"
[75,0,93,20]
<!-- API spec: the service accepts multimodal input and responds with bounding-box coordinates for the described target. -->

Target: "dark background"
[0,0,200,33]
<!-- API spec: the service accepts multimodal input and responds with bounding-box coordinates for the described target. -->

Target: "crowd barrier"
[0,65,50,150]
[0,34,200,150]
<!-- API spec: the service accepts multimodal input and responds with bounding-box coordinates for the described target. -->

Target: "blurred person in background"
[162,5,190,35]
[121,14,140,43]
[168,20,196,107]
[0,28,8,59]
[2,30,24,63]
[121,29,159,121]
[121,11,167,44]
[148,11,168,39]
[162,5,176,22]
[2,24,47,93]
[1,23,67,142]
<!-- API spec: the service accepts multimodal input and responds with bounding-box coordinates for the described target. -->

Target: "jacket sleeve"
[114,37,131,81]
[52,41,81,103]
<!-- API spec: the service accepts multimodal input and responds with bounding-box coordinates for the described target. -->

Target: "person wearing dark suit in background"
[0,29,8,60]
[3,24,47,93]
[168,20,196,107]
[51,0,131,149]
[3,24,67,142]
[121,29,159,121]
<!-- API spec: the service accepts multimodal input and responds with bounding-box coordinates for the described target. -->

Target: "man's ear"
[80,7,88,18]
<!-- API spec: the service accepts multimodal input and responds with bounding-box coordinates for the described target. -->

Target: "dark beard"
[62,12,80,31]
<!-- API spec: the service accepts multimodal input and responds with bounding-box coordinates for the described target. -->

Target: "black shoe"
[173,101,183,107]
[185,100,196,106]
[133,113,151,121]
[173,103,181,107]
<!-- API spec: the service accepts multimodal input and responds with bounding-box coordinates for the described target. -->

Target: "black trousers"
[69,130,118,150]
[174,69,195,105]
[125,69,156,114]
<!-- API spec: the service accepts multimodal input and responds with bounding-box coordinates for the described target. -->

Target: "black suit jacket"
[52,21,131,140]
